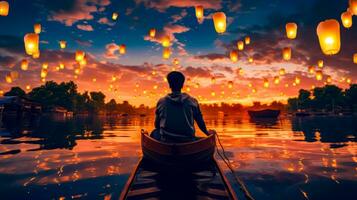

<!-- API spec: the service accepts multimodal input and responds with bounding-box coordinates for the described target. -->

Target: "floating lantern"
[279,68,286,75]
[40,69,47,78]
[34,23,41,34]
[59,63,65,69]
[295,77,301,84]
[212,12,226,34]
[92,78,96,82]
[316,19,341,55]
[161,35,170,47]
[26,85,31,90]
[173,58,179,65]
[24,33,39,56]
[350,0,357,15]
[211,77,216,84]
[32,51,40,59]
[282,47,291,60]
[248,57,254,63]
[316,70,323,80]
[341,11,353,28]
[229,50,238,62]
[5,74,12,83]
[119,44,126,54]
[211,91,216,97]
[238,68,244,75]
[263,79,269,88]
[149,28,156,38]
[285,22,298,39]
[228,81,233,89]
[237,41,244,51]
[318,60,324,68]
[354,53,357,64]
[245,36,251,45]
[326,75,332,83]
[59,40,66,49]
[79,58,87,66]
[195,5,204,23]
[112,12,118,20]
[346,78,352,84]
[274,76,280,84]
[248,83,253,88]
[21,59,29,71]
[252,88,257,93]
[162,47,171,59]
[75,50,85,62]
[0,1,9,16]
[308,66,315,74]
[42,63,48,69]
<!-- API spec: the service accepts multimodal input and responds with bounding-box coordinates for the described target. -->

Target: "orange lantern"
[308,66,315,74]
[248,57,254,63]
[112,12,118,20]
[75,50,85,62]
[162,47,171,59]
[173,58,179,65]
[195,5,204,23]
[283,47,291,60]
[149,28,156,38]
[212,12,226,34]
[354,53,357,64]
[263,78,269,88]
[211,77,216,84]
[237,41,244,50]
[229,50,238,62]
[316,19,341,55]
[59,63,65,69]
[24,33,39,56]
[285,22,298,39]
[341,11,353,28]
[274,76,280,84]
[326,75,332,83]
[316,70,323,81]
[245,36,251,45]
[32,51,40,59]
[0,1,9,16]
[34,23,41,34]
[26,85,31,90]
[119,44,126,54]
[79,58,87,66]
[162,35,170,47]
[279,68,286,75]
[5,74,12,83]
[295,76,301,84]
[40,69,47,78]
[349,0,357,15]
[42,62,48,69]
[228,81,233,89]
[59,40,67,49]
[318,60,324,68]
[21,59,29,71]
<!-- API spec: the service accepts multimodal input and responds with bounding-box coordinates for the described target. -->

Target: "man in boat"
[151,71,211,142]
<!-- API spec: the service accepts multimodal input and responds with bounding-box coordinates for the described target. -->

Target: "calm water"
[0,114,356,200]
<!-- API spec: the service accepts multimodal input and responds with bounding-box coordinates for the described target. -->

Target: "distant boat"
[248,109,280,118]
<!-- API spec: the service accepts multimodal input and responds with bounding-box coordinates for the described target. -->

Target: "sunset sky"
[0,0,356,106]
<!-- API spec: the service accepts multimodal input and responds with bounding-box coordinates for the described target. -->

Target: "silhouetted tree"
[4,87,26,97]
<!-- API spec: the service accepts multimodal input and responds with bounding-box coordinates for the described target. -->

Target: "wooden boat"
[248,109,280,118]
[119,130,238,200]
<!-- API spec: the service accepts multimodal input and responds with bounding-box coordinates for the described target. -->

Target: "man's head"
[167,71,185,92]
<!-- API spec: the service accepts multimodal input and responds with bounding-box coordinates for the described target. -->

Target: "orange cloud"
[76,24,94,31]
[134,0,222,11]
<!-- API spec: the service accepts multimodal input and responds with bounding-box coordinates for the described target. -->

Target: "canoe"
[248,109,280,118]
[119,130,238,200]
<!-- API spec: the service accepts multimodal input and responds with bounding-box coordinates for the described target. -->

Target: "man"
[152,71,211,143]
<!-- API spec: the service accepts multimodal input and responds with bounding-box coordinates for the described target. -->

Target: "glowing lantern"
[354,53,357,64]
[308,66,315,74]
[263,79,269,88]
[248,83,253,88]
[285,22,298,39]
[59,63,65,69]
[5,74,12,83]
[245,36,251,45]
[21,59,29,71]
[149,28,156,38]
[40,69,47,78]
[346,78,352,84]
[119,44,126,54]
[248,57,254,63]
[295,77,301,84]
[75,50,85,62]
[112,12,118,20]
[32,51,40,59]
[318,60,324,68]
[229,50,238,62]
[92,78,96,82]
[0,1,9,16]
[212,12,226,34]
[195,5,204,23]
[274,76,280,84]
[74,68,80,75]
[252,88,257,93]
[24,33,39,56]
[25,85,31,90]
[79,58,87,66]
[228,81,233,89]
[211,91,216,97]
[173,58,179,65]
[349,0,357,15]
[316,19,341,55]
[279,68,286,75]
[162,35,170,47]
[316,70,323,80]
[211,77,216,84]
[162,47,171,59]
[341,11,353,28]
[327,75,332,83]
[59,40,66,49]
[238,68,244,75]
[237,41,244,50]
[34,23,41,34]
[282,47,291,60]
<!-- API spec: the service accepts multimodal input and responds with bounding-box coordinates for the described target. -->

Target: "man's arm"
[154,107,160,129]
[194,104,209,135]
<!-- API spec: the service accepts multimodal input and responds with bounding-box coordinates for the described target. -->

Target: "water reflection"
[0,115,356,200]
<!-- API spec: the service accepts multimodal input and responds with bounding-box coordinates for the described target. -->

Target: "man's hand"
[207,129,216,135]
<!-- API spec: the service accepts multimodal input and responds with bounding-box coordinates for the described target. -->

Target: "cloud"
[76,24,94,31]
[134,0,222,11]
[194,53,226,61]
[104,43,119,59]
[97,17,115,26]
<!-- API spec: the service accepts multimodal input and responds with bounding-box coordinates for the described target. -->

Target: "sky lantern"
[212,12,226,34]
[228,81,233,89]
[195,5,204,23]
[318,60,324,68]
[59,63,65,69]
[346,78,352,84]
[40,69,47,78]
[279,68,286,75]
[282,47,291,60]
[350,0,357,15]
[21,59,29,71]
[285,22,298,39]
[248,83,253,88]
[5,74,12,83]
[112,12,118,20]
[119,44,126,54]
[59,40,66,49]
[237,41,244,50]
[0,1,9,16]
[295,76,301,84]
[326,75,332,83]
[149,28,156,38]
[79,58,87,66]
[341,11,353,28]
[308,66,315,74]
[229,50,238,62]
[248,57,254,63]
[245,36,251,45]
[42,62,48,69]
[263,79,269,88]
[316,70,323,80]
[211,77,216,84]
[162,47,171,59]
[161,35,170,47]
[34,23,41,34]
[316,19,341,55]
[354,53,357,64]
[173,58,179,65]
[75,50,85,62]
[24,33,39,56]
[26,85,31,90]
[274,76,280,84]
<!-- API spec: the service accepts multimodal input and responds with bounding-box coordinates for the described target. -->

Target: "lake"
[0,114,356,200]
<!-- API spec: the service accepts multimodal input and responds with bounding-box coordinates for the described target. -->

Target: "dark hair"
[167,71,185,91]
